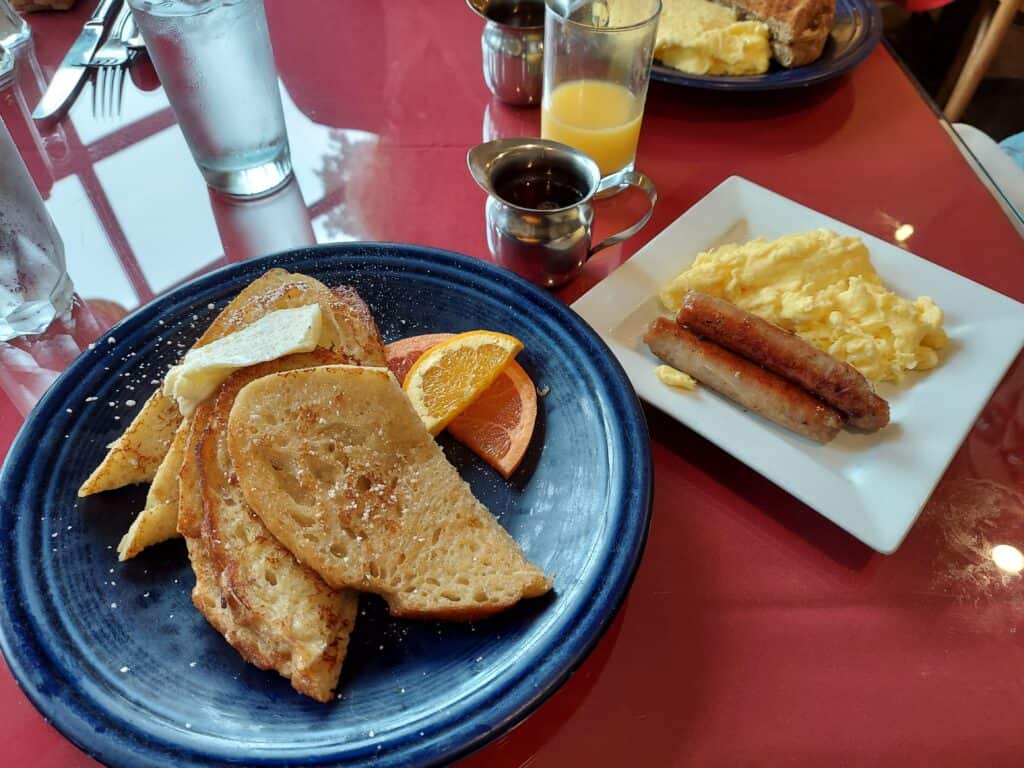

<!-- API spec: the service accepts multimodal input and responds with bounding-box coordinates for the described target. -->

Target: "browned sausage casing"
[643,317,844,443]
[677,291,890,431]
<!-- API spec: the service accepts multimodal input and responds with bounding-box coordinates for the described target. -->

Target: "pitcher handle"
[588,171,658,258]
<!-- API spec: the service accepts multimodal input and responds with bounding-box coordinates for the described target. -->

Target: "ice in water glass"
[541,0,661,186]
[126,0,292,197]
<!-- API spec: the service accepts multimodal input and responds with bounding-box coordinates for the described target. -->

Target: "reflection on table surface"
[1,0,1024,766]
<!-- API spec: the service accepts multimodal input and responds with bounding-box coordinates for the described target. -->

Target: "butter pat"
[659,229,947,383]
[164,304,324,415]
[655,0,770,76]
[656,365,698,390]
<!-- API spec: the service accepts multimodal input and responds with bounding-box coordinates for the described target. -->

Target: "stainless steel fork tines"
[90,3,134,120]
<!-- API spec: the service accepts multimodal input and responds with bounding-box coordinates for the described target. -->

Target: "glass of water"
[126,0,292,197]
[0,112,73,342]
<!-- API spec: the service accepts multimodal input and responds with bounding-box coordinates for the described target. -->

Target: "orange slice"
[402,330,523,435]
[387,334,538,478]
[447,363,537,479]
[386,333,455,386]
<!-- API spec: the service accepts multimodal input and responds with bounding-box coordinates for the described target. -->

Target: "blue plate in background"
[0,244,651,767]
[650,0,883,91]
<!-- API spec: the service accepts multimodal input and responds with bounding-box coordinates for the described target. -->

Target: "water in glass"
[0,117,72,342]
[128,0,291,196]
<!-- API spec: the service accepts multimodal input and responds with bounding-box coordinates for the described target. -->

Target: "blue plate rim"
[649,0,883,91]
[0,242,653,768]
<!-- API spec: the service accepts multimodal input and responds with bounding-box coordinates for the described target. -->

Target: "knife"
[32,0,124,122]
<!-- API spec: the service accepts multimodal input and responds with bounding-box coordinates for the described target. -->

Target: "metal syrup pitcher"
[468,137,657,288]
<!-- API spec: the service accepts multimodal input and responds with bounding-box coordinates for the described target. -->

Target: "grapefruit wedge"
[386,333,538,479]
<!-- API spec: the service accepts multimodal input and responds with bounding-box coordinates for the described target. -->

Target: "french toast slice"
[77,391,183,496]
[79,269,386,499]
[115,417,189,560]
[80,268,300,498]
[110,272,386,560]
[227,365,552,621]
[713,0,835,67]
[179,350,358,703]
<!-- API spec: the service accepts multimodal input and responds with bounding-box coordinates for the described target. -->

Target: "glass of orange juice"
[541,0,661,189]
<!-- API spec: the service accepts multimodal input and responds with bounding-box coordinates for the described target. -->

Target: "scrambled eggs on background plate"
[655,0,771,75]
[607,0,770,75]
[659,229,947,384]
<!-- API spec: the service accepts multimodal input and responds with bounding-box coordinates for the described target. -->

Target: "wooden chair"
[941,0,1022,122]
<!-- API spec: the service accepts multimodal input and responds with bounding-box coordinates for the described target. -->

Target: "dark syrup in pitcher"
[493,165,589,211]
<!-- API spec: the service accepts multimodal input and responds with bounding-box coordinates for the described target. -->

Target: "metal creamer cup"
[466,0,545,106]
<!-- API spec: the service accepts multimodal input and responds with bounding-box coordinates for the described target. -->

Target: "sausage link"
[644,317,844,443]
[677,291,889,431]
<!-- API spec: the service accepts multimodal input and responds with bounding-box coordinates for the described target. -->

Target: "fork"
[90,2,134,120]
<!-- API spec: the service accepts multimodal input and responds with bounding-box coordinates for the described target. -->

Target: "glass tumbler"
[0,112,72,342]
[541,0,661,185]
[126,0,292,197]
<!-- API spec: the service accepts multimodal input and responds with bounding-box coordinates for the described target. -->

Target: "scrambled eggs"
[655,0,770,76]
[656,365,698,390]
[659,229,947,383]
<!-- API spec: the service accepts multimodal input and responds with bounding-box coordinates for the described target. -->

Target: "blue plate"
[650,0,883,90]
[0,244,651,767]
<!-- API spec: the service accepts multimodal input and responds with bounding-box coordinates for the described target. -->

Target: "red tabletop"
[2,1,1024,766]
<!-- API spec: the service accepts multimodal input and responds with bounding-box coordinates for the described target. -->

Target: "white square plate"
[572,176,1024,553]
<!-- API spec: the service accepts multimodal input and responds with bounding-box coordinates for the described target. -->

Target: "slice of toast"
[179,349,358,703]
[79,269,386,498]
[80,268,302,498]
[77,389,183,497]
[713,0,835,67]
[115,417,189,560]
[227,365,552,621]
[109,272,386,560]
[178,403,354,703]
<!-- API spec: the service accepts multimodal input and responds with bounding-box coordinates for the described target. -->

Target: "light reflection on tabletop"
[991,544,1024,575]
